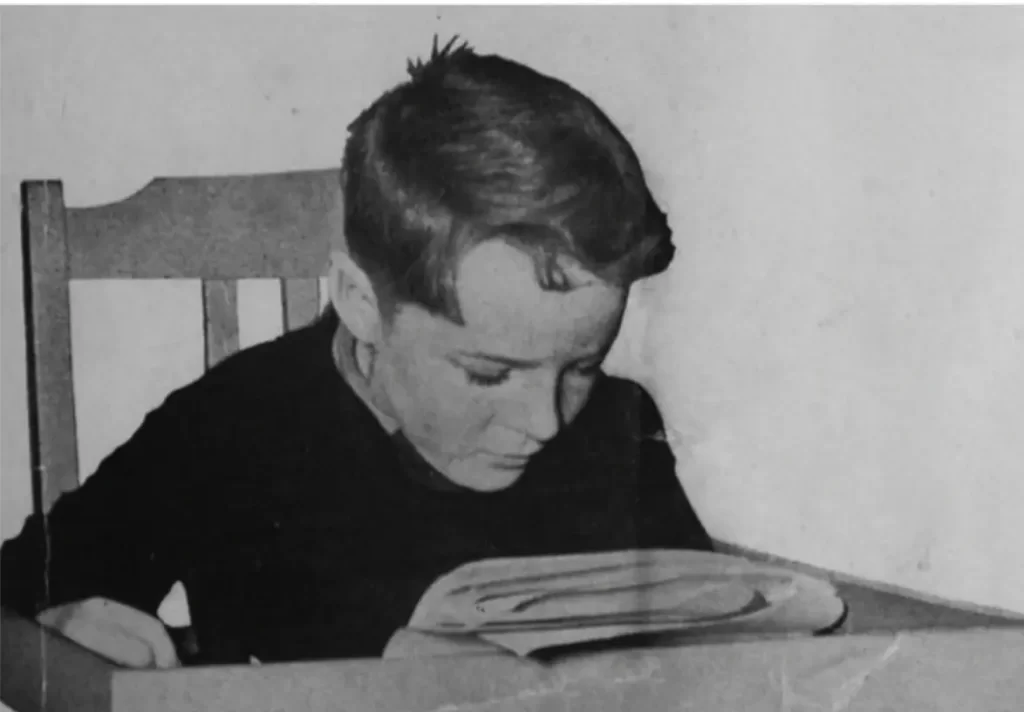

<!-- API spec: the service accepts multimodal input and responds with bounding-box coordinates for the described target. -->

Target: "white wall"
[2,7,1023,613]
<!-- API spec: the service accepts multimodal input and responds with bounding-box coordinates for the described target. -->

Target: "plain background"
[2,7,1023,617]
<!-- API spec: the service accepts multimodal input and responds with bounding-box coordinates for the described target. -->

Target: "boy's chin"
[444,461,527,493]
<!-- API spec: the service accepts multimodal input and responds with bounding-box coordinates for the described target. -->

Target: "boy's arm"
[1,390,206,619]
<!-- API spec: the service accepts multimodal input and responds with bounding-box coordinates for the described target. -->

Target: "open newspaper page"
[399,549,847,657]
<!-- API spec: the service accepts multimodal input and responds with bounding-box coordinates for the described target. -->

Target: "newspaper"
[398,549,846,657]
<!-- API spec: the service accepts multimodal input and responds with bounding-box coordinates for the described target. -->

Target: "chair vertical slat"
[282,278,320,331]
[202,280,239,368]
[22,181,80,512]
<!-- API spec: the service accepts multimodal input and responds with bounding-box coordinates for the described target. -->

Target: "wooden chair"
[21,169,344,514]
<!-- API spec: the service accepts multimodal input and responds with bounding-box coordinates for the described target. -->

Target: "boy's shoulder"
[160,313,337,422]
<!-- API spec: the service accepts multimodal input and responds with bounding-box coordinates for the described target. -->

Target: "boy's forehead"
[409,240,625,354]
[457,241,586,315]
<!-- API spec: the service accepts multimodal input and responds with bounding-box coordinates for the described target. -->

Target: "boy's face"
[369,240,627,492]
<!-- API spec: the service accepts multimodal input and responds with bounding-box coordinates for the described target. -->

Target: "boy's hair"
[341,37,674,324]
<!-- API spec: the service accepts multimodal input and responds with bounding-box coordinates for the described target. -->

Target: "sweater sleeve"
[1,389,208,618]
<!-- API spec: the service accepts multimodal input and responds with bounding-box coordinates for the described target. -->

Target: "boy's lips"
[487,451,537,463]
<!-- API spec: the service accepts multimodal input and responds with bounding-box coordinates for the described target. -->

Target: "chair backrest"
[21,169,344,513]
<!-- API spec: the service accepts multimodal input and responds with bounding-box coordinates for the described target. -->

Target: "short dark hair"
[341,37,674,324]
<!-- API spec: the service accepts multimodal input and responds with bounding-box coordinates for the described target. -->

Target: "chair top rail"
[32,168,343,281]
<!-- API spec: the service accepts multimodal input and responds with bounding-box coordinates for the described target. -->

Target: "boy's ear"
[328,250,382,344]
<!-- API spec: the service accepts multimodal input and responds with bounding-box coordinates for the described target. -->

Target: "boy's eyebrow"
[455,350,606,368]
[455,351,541,368]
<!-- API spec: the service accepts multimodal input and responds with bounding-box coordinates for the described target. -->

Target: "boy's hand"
[36,597,180,669]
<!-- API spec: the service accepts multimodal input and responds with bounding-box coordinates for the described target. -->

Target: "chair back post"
[22,180,81,513]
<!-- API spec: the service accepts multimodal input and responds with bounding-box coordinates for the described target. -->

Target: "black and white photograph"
[1,6,1023,710]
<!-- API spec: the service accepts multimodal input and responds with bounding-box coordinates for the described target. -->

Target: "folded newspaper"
[397,549,847,657]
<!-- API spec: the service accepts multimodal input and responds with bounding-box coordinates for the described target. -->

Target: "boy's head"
[329,38,674,492]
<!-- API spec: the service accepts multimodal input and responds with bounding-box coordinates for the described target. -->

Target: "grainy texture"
[282,278,321,332]
[65,169,342,279]
[21,181,81,512]
[202,280,240,368]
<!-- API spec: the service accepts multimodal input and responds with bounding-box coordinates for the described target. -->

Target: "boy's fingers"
[65,619,155,668]
[39,598,180,669]
[97,599,180,668]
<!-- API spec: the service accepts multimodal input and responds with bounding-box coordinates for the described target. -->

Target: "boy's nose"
[521,382,560,444]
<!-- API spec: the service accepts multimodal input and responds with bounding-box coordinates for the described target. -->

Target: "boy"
[1,39,710,666]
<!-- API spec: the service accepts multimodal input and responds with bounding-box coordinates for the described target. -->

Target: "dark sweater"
[1,311,710,664]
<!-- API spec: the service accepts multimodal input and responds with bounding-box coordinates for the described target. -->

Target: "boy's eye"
[466,369,511,387]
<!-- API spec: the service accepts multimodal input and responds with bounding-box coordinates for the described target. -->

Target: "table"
[4,552,1023,712]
